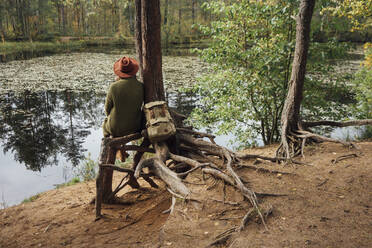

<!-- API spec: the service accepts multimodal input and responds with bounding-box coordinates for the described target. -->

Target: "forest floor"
[0,141,371,248]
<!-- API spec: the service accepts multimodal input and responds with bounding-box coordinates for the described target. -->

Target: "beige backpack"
[143,101,176,143]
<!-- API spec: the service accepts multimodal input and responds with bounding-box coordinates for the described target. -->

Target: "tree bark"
[279,0,316,158]
[139,0,164,103]
[135,0,143,81]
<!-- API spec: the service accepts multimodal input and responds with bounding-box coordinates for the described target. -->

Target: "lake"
[0,48,366,207]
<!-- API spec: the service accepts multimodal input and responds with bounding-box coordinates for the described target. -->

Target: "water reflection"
[0,90,105,171]
[0,89,198,173]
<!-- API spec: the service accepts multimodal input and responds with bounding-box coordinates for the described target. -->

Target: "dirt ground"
[1,141,371,248]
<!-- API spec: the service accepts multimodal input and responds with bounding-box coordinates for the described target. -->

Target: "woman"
[103,56,144,138]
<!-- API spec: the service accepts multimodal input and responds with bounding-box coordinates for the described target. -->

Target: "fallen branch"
[302,119,372,128]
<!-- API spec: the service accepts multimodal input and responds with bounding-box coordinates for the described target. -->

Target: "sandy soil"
[1,142,371,248]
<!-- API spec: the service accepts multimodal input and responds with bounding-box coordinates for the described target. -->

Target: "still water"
[0,50,365,207]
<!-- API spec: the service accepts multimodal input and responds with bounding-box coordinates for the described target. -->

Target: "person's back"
[103,56,144,137]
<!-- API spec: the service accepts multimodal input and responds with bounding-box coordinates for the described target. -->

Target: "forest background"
[0,0,371,45]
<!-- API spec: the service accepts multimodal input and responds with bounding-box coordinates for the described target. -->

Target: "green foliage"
[321,0,372,32]
[56,154,97,189]
[76,154,98,181]
[191,0,298,147]
[22,193,41,203]
[190,0,353,147]
[350,43,372,119]
[55,177,81,189]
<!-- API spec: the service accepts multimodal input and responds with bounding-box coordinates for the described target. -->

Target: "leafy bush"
[351,43,372,119]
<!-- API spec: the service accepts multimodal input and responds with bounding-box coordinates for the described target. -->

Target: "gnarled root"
[277,118,372,159]
[96,127,279,230]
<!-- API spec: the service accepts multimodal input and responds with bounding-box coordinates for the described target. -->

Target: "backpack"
[143,101,176,143]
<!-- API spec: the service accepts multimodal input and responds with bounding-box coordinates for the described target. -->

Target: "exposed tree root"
[237,153,310,166]
[331,153,359,164]
[237,164,295,175]
[95,117,286,231]
[206,206,274,247]
[277,118,372,159]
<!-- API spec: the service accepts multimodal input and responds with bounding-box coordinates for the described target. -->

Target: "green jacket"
[103,77,144,137]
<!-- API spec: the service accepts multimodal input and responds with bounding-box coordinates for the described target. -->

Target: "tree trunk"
[163,0,169,49]
[138,0,164,103]
[178,7,182,41]
[135,0,143,81]
[191,0,196,25]
[128,1,134,34]
[81,3,86,35]
[163,0,169,26]
[62,4,66,35]
[0,7,4,43]
[279,0,316,158]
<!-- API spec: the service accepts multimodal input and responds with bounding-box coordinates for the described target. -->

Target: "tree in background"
[278,0,316,158]
[0,0,5,42]
[277,0,372,158]
[190,0,353,147]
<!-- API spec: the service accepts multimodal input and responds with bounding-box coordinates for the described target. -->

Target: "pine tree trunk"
[279,0,316,158]
[138,0,164,103]
[135,0,143,81]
